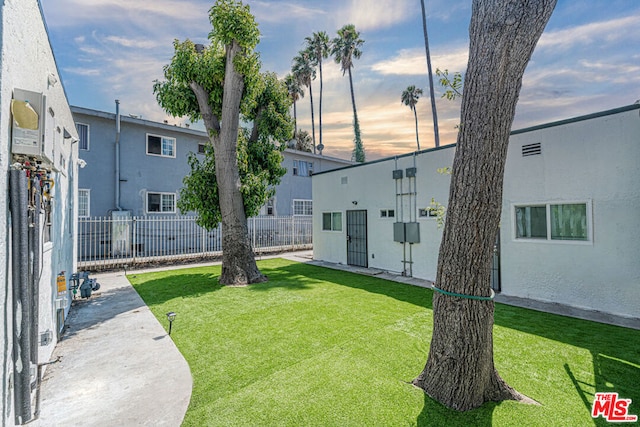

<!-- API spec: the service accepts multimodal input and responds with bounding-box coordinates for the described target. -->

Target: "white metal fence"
[77,215,313,270]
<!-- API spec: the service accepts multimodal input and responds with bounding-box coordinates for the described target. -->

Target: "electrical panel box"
[393,222,405,242]
[392,169,403,180]
[11,88,54,166]
[393,222,421,243]
[406,167,417,178]
[405,222,420,243]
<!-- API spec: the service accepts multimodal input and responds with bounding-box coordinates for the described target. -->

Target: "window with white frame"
[418,208,438,218]
[380,209,395,218]
[147,192,176,213]
[293,160,313,176]
[78,189,90,217]
[265,198,275,216]
[147,134,176,157]
[76,123,89,150]
[293,199,312,216]
[322,212,342,231]
[514,202,590,242]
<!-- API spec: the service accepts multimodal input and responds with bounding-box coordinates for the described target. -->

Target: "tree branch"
[189,81,221,136]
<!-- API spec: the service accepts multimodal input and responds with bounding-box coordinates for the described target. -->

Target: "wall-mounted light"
[166,312,177,335]
[352,201,358,205]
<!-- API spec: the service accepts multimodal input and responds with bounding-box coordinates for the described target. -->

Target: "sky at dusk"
[41,0,640,161]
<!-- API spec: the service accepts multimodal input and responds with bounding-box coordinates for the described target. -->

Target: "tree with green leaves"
[284,73,304,139]
[401,85,424,150]
[412,0,556,411]
[331,24,365,162]
[304,31,330,154]
[292,50,317,154]
[291,129,313,152]
[153,0,292,285]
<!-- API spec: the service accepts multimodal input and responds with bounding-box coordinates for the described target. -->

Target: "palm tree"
[331,24,365,162]
[291,50,317,153]
[305,31,330,154]
[402,85,424,150]
[420,0,440,147]
[284,74,304,140]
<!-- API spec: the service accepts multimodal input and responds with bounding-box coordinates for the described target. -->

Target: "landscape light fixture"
[166,312,177,335]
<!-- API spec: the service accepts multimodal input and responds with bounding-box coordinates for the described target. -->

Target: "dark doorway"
[346,210,368,268]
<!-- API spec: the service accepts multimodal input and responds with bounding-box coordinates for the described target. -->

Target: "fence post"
[201,223,206,258]
[132,217,137,263]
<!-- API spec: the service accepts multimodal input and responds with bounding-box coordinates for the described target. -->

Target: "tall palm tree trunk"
[318,59,323,154]
[413,106,421,150]
[293,100,297,139]
[347,67,364,162]
[421,0,440,147]
[309,84,316,154]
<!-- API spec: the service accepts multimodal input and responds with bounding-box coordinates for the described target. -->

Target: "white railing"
[77,215,312,270]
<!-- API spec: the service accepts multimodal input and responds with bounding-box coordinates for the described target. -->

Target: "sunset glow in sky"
[42,0,640,160]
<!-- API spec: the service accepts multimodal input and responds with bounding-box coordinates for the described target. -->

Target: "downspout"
[115,99,122,210]
[10,169,33,424]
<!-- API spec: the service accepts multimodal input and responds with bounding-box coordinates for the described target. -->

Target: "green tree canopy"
[153,0,292,285]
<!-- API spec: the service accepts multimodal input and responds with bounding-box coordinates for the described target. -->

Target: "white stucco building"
[313,104,640,322]
[1,1,78,424]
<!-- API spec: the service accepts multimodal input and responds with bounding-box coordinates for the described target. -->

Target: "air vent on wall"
[522,142,542,157]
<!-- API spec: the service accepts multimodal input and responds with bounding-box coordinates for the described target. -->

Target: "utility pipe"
[10,169,32,424]
[115,99,122,210]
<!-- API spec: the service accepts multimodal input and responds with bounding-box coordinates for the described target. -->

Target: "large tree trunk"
[217,40,266,285]
[191,40,265,286]
[413,0,556,411]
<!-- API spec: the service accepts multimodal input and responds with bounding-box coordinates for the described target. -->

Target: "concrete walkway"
[35,271,192,427]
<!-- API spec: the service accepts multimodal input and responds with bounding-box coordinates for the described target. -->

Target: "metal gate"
[490,232,501,292]
[346,210,368,268]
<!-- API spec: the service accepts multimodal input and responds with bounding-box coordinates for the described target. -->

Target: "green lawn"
[128,258,639,426]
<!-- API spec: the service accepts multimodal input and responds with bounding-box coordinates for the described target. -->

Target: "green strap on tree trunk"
[431,285,495,301]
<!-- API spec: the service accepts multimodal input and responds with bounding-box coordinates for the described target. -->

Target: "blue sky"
[41,0,640,160]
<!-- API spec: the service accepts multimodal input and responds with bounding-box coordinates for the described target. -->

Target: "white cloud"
[104,36,161,50]
[249,1,327,24]
[538,14,640,51]
[63,67,102,77]
[371,47,468,76]
[339,0,414,31]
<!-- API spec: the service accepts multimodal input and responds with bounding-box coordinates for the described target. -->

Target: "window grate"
[522,142,542,157]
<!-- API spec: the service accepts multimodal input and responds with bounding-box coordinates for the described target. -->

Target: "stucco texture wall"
[1,0,78,423]
[313,106,640,321]
[501,107,640,319]
[313,146,455,280]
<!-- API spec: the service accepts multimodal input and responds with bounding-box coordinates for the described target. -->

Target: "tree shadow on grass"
[257,262,433,310]
[416,394,498,427]
[129,272,224,306]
